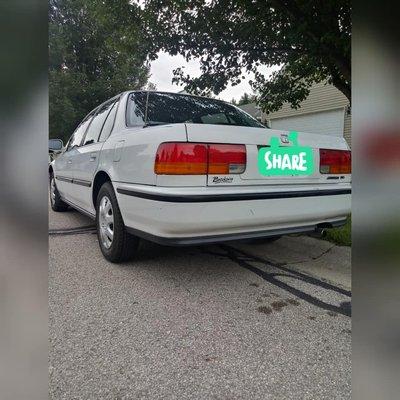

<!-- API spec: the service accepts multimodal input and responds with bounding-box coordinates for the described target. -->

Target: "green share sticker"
[258,131,314,176]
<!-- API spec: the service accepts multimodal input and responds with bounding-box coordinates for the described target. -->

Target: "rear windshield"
[126,91,265,128]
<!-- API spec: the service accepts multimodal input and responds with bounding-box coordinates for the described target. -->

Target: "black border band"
[117,188,351,203]
[56,176,91,187]
[56,175,72,183]
[73,178,92,187]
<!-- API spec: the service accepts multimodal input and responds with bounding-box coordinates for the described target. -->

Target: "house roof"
[264,82,349,120]
[237,102,261,119]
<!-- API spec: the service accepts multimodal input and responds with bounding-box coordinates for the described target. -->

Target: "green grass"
[324,217,351,246]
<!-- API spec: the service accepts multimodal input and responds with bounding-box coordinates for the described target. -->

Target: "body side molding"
[116,188,351,203]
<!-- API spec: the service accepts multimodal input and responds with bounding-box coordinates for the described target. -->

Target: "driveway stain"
[271,300,288,312]
[257,306,273,315]
[203,244,351,317]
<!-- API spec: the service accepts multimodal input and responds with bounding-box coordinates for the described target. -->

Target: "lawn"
[323,217,351,246]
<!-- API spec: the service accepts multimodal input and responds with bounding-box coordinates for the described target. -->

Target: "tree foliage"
[237,93,257,106]
[49,0,149,141]
[142,0,351,112]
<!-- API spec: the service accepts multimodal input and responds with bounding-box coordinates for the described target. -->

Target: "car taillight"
[154,142,246,175]
[208,144,246,174]
[319,149,351,174]
[154,143,207,175]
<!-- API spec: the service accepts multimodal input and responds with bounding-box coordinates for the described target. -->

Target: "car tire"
[96,182,139,263]
[49,173,69,212]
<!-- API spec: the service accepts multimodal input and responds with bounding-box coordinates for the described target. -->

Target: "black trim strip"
[73,178,92,187]
[117,188,351,203]
[56,176,73,183]
[126,218,347,246]
[55,176,91,187]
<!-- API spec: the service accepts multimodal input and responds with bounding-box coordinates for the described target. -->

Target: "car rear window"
[126,92,265,128]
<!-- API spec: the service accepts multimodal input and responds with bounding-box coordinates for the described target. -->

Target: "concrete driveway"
[49,207,351,400]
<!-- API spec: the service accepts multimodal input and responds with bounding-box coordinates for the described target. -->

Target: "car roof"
[123,90,231,105]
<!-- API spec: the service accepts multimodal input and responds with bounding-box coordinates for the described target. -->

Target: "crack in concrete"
[286,244,337,265]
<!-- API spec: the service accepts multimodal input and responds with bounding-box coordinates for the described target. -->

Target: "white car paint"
[51,91,351,245]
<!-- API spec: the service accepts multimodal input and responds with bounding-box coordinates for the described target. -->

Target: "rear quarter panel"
[97,124,188,185]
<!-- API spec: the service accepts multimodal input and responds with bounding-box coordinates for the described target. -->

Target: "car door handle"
[89,153,97,162]
[67,158,72,164]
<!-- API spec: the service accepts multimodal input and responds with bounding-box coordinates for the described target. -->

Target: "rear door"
[71,98,119,213]
[54,114,94,200]
[185,124,350,187]
[53,145,73,198]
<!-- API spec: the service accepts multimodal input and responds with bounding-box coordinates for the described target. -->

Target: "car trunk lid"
[185,123,351,186]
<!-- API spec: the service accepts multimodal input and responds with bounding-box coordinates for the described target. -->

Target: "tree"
[49,0,149,141]
[237,93,257,106]
[142,0,351,112]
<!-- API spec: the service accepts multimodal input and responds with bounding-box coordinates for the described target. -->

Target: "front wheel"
[96,182,139,263]
[49,173,69,212]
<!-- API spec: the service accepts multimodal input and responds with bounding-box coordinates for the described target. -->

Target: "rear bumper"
[126,218,347,246]
[114,183,351,245]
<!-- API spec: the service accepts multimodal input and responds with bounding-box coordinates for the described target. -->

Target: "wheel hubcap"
[99,196,114,249]
[50,178,56,204]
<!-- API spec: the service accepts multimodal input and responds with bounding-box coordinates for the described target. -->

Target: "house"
[237,102,262,121]
[262,82,351,146]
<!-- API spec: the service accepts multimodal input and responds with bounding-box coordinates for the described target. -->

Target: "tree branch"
[268,0,351,82]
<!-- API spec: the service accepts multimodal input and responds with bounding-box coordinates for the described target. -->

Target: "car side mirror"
[49,138,64,152]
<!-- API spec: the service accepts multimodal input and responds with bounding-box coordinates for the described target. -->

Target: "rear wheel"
[49,173,69,212]
[96,182,139,263]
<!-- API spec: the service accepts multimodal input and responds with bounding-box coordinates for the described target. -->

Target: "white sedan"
[49,91,351,262]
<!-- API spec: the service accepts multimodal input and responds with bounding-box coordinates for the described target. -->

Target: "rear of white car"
[51,90,350,262]
[112,92,351,246]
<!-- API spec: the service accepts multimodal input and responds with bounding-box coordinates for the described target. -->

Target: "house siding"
[263,81,351,147]
[263,82,349,119]
[270,109,345,137]
[343,111,352,147]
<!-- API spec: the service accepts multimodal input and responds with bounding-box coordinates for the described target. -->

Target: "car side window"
[67,112,95,151]
[99,99,119,142]
[83,100,116,146]
[126,93,146,126]
[200,112,230,125]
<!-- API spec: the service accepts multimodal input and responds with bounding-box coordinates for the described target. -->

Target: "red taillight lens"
[154,143,207,175]
[319,149,351,174]
[208,144,246,174]
[155,142,247,175]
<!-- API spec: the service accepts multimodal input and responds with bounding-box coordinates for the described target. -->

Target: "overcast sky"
[150,51,280,102]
